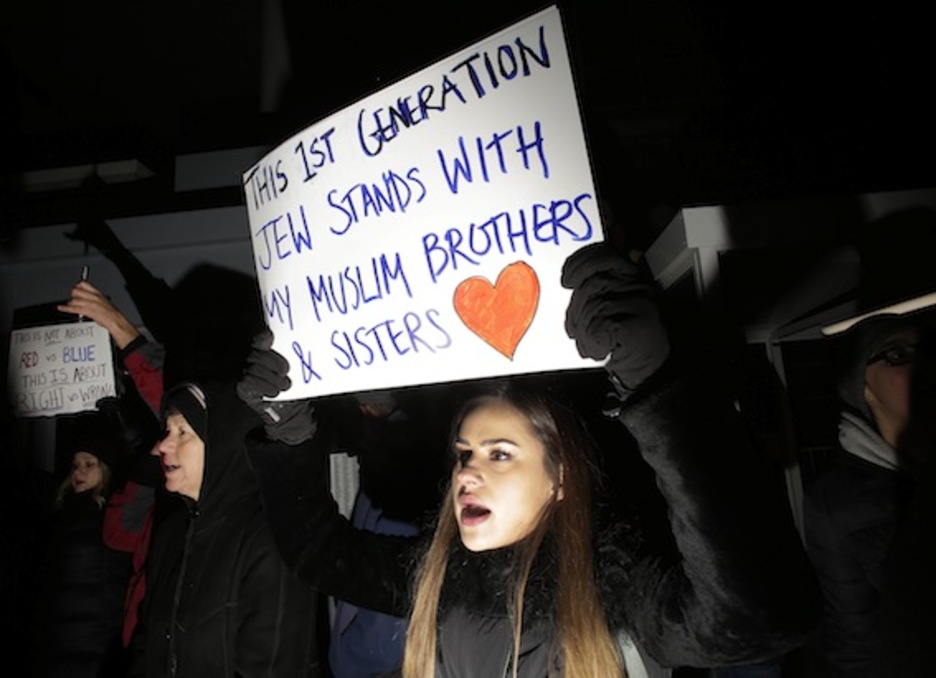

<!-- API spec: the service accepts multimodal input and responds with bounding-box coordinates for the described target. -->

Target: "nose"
[454,451,482,488]
[157,434,173,455]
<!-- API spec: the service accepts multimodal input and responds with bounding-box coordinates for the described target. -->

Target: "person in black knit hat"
[128,380,322,677]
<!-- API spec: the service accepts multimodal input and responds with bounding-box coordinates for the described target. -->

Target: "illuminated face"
[451,399,560,552]
[157,412,206,501]
[70,451,103,494]
[864,328,922,441]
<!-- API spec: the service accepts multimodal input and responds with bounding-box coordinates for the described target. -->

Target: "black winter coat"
[805,442,934,678]
[249,368,821,676]
[35,491,131,678]
[130,384,322,678]
[804,451,907,677]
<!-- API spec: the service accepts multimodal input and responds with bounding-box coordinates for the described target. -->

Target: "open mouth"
[459,497,491,526]
[462,504,490,518]
[163,463,180,475]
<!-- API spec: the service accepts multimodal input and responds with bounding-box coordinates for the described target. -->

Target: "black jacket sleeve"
[246,432,425,617]
[605,366,822,668]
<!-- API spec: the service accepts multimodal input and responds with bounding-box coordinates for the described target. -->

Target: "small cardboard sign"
[242,5,603,399]
[8,321,116,417]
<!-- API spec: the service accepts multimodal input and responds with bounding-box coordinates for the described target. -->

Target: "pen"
[78,265,89,321]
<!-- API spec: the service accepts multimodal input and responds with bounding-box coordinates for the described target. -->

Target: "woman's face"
[70,451,103,494]
[451,399,560,552]
[157,412,205,501]
[864,328,922,440]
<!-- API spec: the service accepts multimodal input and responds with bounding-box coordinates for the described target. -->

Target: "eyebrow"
[455,437,519,447]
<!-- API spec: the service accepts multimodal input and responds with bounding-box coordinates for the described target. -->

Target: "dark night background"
[3,0,935,247]
[2,0,935,670]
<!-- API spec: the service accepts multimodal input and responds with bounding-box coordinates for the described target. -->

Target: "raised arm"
[562,243,821,667]
[65,219,175,344]
[238,330,422,617]
[612,367,820,666]
[58,279,164,413]
[58,280,141,350]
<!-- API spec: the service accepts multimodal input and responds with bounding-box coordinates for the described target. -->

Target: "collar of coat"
[439,536,558,624]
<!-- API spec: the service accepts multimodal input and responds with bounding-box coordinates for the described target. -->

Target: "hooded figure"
[805,311,936,677]
[804,207,936,677]
[129,381,321,677]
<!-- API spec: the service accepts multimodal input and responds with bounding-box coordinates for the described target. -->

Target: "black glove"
[236,329,317,445]
[561,243,670,396]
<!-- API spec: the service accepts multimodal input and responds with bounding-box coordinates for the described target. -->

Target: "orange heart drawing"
[453,261,540,359]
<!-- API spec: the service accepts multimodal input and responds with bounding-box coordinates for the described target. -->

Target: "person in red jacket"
[59,281,167,648]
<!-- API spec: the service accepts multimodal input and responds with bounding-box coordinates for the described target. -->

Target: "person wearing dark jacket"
[239,243,820,676]
[804,311,936,677]
[34,422,132,678]
[129,381,321,677]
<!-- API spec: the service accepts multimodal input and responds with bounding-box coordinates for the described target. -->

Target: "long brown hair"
[54,453,113,510]
[402,379,623,678]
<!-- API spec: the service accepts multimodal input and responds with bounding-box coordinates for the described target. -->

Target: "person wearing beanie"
[33,415,133,678]
[804,310,936,677]
[128,380,322,677]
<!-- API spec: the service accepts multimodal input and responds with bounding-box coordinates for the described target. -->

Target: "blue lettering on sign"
[264,285,294,331]
[254,205,315,270]
[62,345,96,363]
[423,192,594,283]
[294,127,337,182]
[450,25,550,98]
[331,308,452,370]
[245,159,289,210]
[306,253,412,322]
[327,167,426,235]
[357,78,466,157]
[357,23,550,157]
[292,341,322,383]
[437,121,548,194]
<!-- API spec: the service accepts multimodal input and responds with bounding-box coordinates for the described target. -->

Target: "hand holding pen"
[57,273,142,350]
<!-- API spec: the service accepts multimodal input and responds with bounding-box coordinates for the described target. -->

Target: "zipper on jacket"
[167,514,196,677]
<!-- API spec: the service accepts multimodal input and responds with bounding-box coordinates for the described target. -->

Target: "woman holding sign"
[240,243,820,677]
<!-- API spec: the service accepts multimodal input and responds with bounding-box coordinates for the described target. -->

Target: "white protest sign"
[8,321,116,417]
[243,5,603,399]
